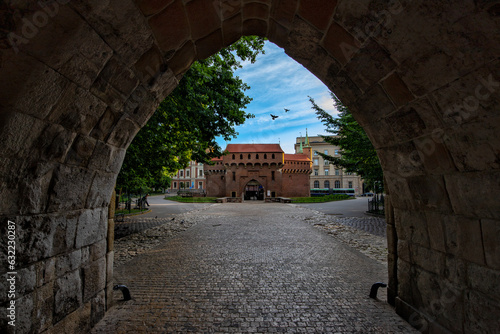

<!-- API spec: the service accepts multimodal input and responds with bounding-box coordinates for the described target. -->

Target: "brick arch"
[1,1,499,333]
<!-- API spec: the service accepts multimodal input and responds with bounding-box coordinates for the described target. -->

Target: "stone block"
[243,2,269,20]
[47,301,91,334]
[12,291,35,334]
[91,239,107,262]
[354,85,396,124]
[85,171,116,209]
[149,0,190,52]
[65,135,97,167]
[54,269,83,322]
[186,0,222,40]
[414,135,457,176]
[468,263,500,300]
[298,0,337,31]
[397,240,410,262]
[442,215,458,256]
[270,0,297,28]
[49,84,108,136]
[406,175,452,213]
[381,72,415,108]
[36,257,56,287]
[167,41,196,76]
[17,161,58,215]
[322,21,360,65]
[75,208,107,249]
[456,216,485,265]
[0,52,69,119]
[378,142,426,178]
[268,20,289,49]
[394,209,428,247]
[222,13,243,47]
[345,39,397,92]
[90,75,128,113]
[481,219,500,269]
[444,255,466,286]
[195,29,224,60]
[306,47,341,87]
[285,17,323,68]
[106,116,141,149]
[464,291,500,334]
[414,245,445,276]
[30,124,76,165]
[34,281,54,332]
[133,45,166,84]
[445,171,500,219]
[56,249,82,277]
[91,290,106,327]
[81,246,90,266]
[106,251,114,283]
[384,172,415,211]
[83,257,107,302]
[442,120,500,172]
[47,165,94,212]
[424,212,446,253]
[70,0,154,66]
[242,19,268,37]
[135,0,173,16]
[0,112,47,160]
[107,219,115,252]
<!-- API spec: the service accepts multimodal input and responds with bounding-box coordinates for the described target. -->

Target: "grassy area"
[291,194,353,203]
[166,196,218,203]
[115,208,149,215]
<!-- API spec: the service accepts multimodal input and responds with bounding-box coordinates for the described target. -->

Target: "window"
[314,151,318,155]
[314,180,320,188]
[314,169,319,176]
[180,170,183,177]
[348,181,353,188]
[346,172,352,175]
[199,170,203,177]
[232,154,235,159]
[240,154,243,159]
[264,154,267,159]
[248,154,251,159]
[314,159,319,166]
[324,160,329,165]
[199,181,203,189]
[335,169,340,175]
[173,182,177,189]
[324,169,329,176]
[256,154,259,159]
[324,180,330,188]
[335,180,341,188]
[232,172,236,181]
[324,150,328,155]
[272,171,275,181]
[335,149,339,155]
[272,154,275,159]
[180,182,184,188]
[186,170,190,177]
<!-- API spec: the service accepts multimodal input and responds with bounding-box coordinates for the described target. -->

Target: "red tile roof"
[225,144,284,153]
[284,154,311,162]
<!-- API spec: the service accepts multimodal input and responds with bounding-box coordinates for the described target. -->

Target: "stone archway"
[244,179,264,201]
[1,1,499,333]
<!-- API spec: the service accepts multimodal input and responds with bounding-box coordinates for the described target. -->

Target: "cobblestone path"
[93,203,416,333]
[115,217,172,239]
[325,216,387,237]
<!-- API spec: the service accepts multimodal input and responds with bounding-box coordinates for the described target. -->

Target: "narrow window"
[232,172,236,181]
[314,180,320,188]
[256,154,259,159]
[324,180,330,188]
[271,171,275,181]
[248,154,251,159]
[240,154,243,159]
[232,154,235,159]
[348,181,353,188]
[335,180,341,188]
[264,154,267,159]
[272,154,275,159]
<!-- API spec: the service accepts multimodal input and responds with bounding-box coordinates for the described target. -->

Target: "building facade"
[168,160,206,192]
[204,144,312,199]
[295,135,364,195]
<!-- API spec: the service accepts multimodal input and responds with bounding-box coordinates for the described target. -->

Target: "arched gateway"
[0,1,499,333]
[244,180,264,200]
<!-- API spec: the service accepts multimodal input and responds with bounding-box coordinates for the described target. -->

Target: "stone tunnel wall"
[0,0,499,333]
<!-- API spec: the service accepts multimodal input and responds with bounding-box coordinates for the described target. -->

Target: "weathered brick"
[186,0,222,40]
[167,41,196,76]
[243,2,269,20]
[270,0,298,28]
[381,72,415,107]
[222,14,242,46]
[135,0,174,16]
[322,22,360,65]
[195,29,224,60]
[83,257,107,301]
[148,0,190,52]
[481,219,500,269]
[298,0,337,31]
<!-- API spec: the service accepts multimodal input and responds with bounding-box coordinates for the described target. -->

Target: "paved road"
[96,203,416,333]
[295,196,372,217]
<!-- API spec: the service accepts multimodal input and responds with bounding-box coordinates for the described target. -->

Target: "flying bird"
[270,114,279,120]
[284,108,290,112]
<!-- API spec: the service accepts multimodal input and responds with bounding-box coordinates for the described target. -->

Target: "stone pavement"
[93,203,417,333]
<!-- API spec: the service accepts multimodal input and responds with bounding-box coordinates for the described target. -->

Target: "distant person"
[143,194,150,207]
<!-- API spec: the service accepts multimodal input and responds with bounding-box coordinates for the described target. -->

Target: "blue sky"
[216,41,338,153]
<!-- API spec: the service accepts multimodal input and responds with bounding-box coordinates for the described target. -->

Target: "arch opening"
[244,179,264,201]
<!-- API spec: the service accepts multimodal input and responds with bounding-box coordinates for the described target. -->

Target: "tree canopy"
[116,36,265,192]
[310,92,384,193]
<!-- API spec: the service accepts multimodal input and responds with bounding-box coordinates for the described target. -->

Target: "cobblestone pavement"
[115,217,168,239]
[328,216,386,237]
[94,203,416,333]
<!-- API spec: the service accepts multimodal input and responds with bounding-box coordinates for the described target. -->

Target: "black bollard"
[369,282,387,299]
[113,285,132,301]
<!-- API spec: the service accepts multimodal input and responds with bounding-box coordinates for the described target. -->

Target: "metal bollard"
[113,285,132,301]
[369,282,387,299]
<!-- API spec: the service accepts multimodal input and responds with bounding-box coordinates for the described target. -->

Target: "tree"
[310,92,384,193]
[116,37,266,193]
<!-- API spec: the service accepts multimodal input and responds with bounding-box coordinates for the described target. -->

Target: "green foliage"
[310,92,384,193]
[166,196,218,203]
[116,37,266,192]
[292,194,352,203]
